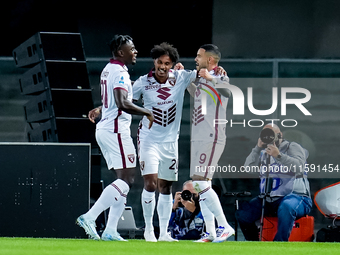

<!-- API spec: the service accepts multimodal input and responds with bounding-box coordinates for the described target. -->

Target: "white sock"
[84,179,129,222]
[199,199,216,238]
[141,189,156,231]
[193,181,230,229]
[157,193,173,237]
[105,197,126,233]
[104,179,130,232]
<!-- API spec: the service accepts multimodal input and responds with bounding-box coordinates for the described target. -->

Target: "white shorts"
[96,129,136,170]
[190,140,225,179]
[138,140,178,181]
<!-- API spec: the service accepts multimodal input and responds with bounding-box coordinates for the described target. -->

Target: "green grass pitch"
[1,238,340,255]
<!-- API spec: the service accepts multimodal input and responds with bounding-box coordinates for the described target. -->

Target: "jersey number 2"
[169,159,178,170]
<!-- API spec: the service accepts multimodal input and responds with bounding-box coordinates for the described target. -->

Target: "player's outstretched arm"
[114,89,154,128]
[174,63,198,97]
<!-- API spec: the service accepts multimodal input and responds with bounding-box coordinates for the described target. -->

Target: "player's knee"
[117,176,134,188]
[158,186,171,194]
[121,174,135,188]
[115,167,135,187]
[127,176,134,187]
[158,180,173,194]
[144,183,157,192]
[143,176,157,192]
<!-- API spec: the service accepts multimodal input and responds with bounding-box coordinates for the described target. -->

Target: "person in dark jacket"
[169,180,204,240]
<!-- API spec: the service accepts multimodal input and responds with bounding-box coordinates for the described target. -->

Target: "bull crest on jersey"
[128,154,135,164]
[152,104,176,127]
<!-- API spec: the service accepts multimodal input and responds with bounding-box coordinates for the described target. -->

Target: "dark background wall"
[1,0,340,239]
[3,0,340,59]
[1,0,212,58]
[213,0,340,58]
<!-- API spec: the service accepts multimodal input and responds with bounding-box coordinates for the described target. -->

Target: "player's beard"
[196,61,208,71]
[195,61,200,71]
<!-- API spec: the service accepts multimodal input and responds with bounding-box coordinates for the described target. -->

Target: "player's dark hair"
[150,42,179,63]
[109,35,133,56]
[200,44,221,61]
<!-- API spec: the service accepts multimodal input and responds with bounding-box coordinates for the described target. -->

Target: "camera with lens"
[259,128,281,147]
[181,190,192,201]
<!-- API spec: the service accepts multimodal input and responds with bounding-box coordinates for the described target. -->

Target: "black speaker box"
[24,91,54,122]
[14,32,97,147]
[27,121,57,142]
[19,61,91,95]
[24,89,94,123]
[13,32,85,68]
[27,118,96,145]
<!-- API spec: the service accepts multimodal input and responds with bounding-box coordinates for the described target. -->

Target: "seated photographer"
[235,124,312,241]
[169,180,204,240]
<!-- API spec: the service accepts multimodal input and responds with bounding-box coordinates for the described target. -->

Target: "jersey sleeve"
[177,69,197,88]
[132,76,144,100]
[112,71,130,92]
[211,73,231,98]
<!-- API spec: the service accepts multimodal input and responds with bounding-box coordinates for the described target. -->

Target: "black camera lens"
[181,190,192,201]
[260,128,275,144]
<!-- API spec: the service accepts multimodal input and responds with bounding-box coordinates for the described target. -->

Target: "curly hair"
[109,35,133,55]
[150,42,179,63]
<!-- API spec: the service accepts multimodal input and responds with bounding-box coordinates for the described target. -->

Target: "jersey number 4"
[101,79,108,108]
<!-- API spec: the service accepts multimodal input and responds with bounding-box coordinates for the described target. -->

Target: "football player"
[133,43,196,242]
[77,35,154,241]
[190,44,235,243]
